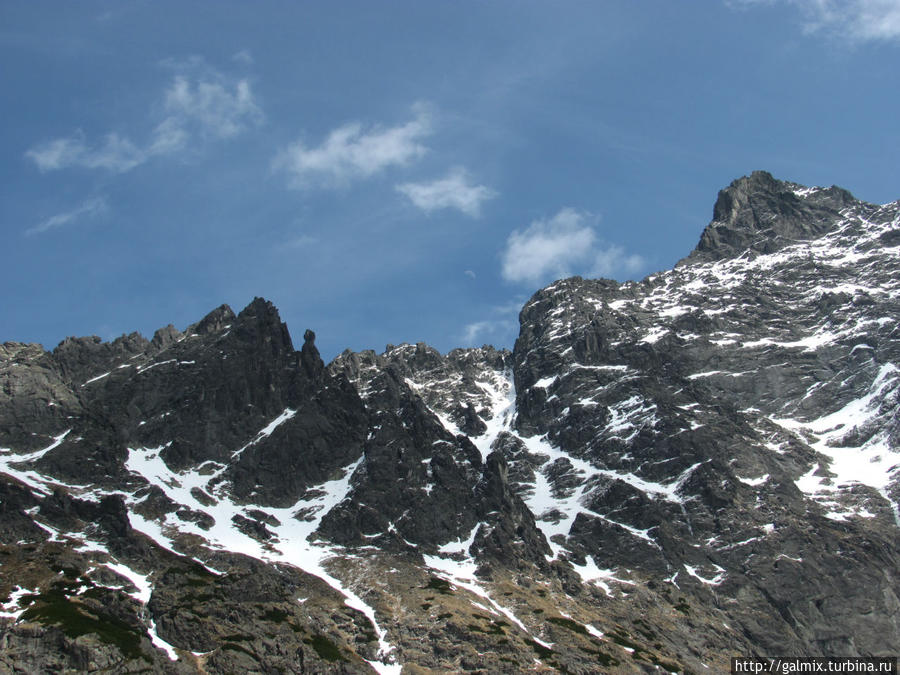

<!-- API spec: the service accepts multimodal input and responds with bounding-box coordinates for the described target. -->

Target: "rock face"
[686,170,857,262]
[1,171,899,673]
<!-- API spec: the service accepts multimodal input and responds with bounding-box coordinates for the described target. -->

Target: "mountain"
[1,171,898,673]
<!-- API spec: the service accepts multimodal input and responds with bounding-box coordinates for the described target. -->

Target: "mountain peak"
[232,297,295,354]
[191,303,236,334]
[683,171,857,264]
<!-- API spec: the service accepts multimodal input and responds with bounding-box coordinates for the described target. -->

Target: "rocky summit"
[1,171,898,673]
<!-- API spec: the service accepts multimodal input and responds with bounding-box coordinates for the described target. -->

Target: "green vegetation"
[607,627,678,669]
[467,614,507,635]
[304,634,347,662]
[81,586,112,600]
[261,607,290,623]
[183,574,215,588]
[609,628,642,652]
[424,576,453,595]
[674,598,691,614]
[180,562,219,587]
[222,641,255,657]
[633,618,657,639]
[21,587,147,661]
[525,638,554,660]
[650,654,684,672]
[581,647,619,667]
[51,564,79,579]
[547,616,588,635]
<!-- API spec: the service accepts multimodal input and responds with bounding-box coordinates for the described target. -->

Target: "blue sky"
[3,1,899,361]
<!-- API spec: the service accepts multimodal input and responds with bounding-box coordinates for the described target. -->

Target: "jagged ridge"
[1,172,898,673]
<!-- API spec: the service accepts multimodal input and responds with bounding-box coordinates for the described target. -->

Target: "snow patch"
[569,556,634,597]
[231,408,297,460]
[683,563,726,586]
[533,375,558,389]
[737,474,769,487]
[104,561,179,660]
[0,586,36,620]
[778,363,900,520]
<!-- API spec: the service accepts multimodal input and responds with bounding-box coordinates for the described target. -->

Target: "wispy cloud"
[273,104,432,188]
[501,208,644,285]
[460,300,523,347]
[729,0,900,42]
[152,71,263,150]
[462,320,505,345]
[280,233,318,249]
[396,168,497,217]
[232,49,254,65]
[25,132,145,173]
[24,59,263,173]
[25,196,108,236]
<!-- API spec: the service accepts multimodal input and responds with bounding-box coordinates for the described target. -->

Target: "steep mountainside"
[1,171,898,673]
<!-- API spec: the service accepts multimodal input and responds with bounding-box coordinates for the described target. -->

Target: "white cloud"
[396,168,497,217]
[25,60,263,173]
[464,269,477,279]
[462,321,495,344]
[500,208,644,285]
[146,117,189,156]
[281,234,318,249]
[26,196,108,236]
[501,208,595,284]
[460,300,523,346]
[806,0,900,40]
[730,0,900,42]
[25,132,145,173]
[232,49,254,65]
[590,244,645,278]
[461,319,517,346]
[273,105,432,188]
[154,73,263,147]
[458,298,527,347]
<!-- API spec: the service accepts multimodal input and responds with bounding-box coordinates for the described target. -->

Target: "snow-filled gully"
[0,408,401,673]
[121,421,402,673]
[428,371,699,597]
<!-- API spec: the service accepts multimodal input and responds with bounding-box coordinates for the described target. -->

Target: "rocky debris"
[149,555,380,673]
